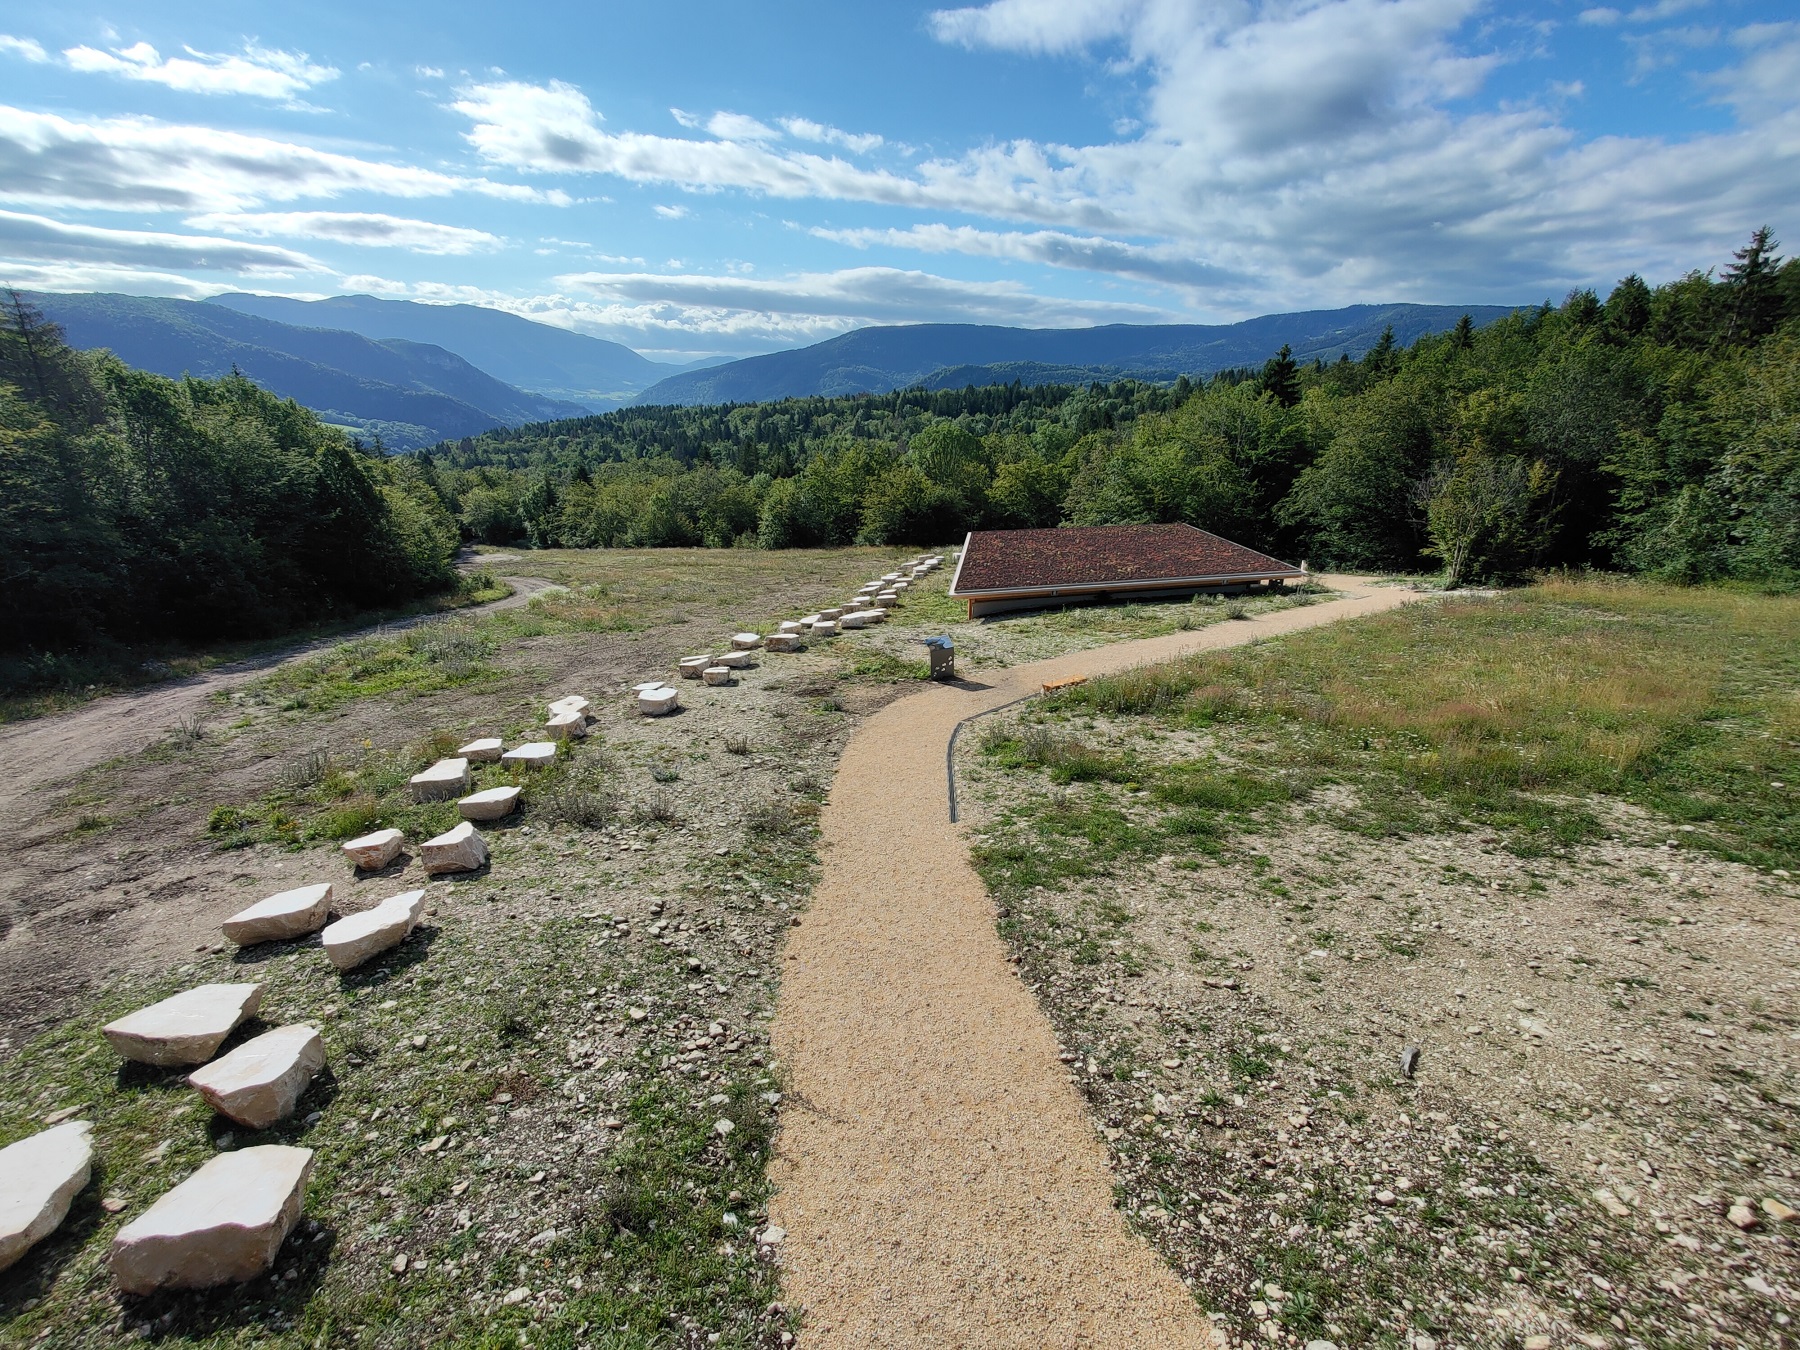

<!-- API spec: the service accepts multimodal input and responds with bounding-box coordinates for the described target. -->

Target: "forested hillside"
[419,232,1800,588]
[1,293,462,689]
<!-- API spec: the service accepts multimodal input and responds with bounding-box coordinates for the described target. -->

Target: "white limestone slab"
[458,785,521,821]
[320,889,425,971]
[341,828,402,871]
[800,614,823,626]
[881,572,903,582]
[545,710,588,740]
[631,681,667,693]
[841,609,886,628]
[765,632,802,652]
[457,737,504,762]
[818,607,846,620]
[639,687,680,715]
[110,1146,313,1294]
[103,984,266,1067]
[222,883,333,947]
[875,591,900,605]
[0,1121,92,1272]
[421,821,487,875]
[808,620,839,636]
[678,656,712,679]
[713,650,752,668]
[547,695,590,719]
[776,620,805,635]
[729,632,763,650]
[501,742,557,768]
[702,666,733,686]
[892,580,911,592]
[409,757,471,802]
[187,1026,323,1129]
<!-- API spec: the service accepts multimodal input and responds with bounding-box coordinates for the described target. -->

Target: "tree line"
[416,231,1799,589]
[1,292,460,689]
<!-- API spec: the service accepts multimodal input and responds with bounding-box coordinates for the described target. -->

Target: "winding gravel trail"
[0,574,562,821]
[768,578,1418,1348]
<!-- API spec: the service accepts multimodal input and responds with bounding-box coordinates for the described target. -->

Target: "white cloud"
[0,105,570,213]
[416,65,446,79]
[653,203,690,219]
[0,208,320,274]
[0,259,224,298]
[811,222,1239,290]
[928,0,1139,54]
[0,35,49,62]
[1707,22,1800,115]
[61,41,338,103]
[780,117,884,153]
[706,111,780,142]
[185,211,504,254]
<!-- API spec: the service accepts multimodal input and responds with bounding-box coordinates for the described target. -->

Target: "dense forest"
[0,293,460,686]
[424,230,1799,587]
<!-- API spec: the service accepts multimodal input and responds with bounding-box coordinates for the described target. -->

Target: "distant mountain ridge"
[633,304,1524,406]
[32,292,590,450]
[207,293,687,410]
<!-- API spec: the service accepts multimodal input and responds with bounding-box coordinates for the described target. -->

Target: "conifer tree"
[1260,343,1300,407]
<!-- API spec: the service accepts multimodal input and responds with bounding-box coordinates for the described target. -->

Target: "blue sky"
[1,0,1797,360]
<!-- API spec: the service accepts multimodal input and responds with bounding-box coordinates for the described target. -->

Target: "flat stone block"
[639,687,680,715]
[841,609,886,628]
[875,591,900,605]
[818,607,846,620]
[222,883,333,947]
[678,655,712,679]
[765,632,802,652]
[458,785,520,821]
[187,1026,324,1129]
[729,632,763,650]
[808,620,839,636]
[501,741,557,768]
[701,666,733,686]
[0,1121,93,1272]
[547,695,590,719]
[341,828,402,871]
[110,1146,313,1294]
[421,821,487,875]
[776,620,805,635]
[409,758,471,802]
[713,650,752,668]
[545,710,588,740]
[103,984,266,1067]
[457,737,504,762]
[320,889,425,971]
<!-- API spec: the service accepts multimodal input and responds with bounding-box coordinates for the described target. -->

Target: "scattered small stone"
[1728,1200,1761,1230]
[1400,1045,1421,1078]
[1761,1197,1796,1223]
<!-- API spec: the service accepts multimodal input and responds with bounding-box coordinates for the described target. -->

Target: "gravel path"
[768,578,1419,1348]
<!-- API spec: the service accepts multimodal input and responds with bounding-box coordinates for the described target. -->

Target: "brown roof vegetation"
[951,523,1303,595]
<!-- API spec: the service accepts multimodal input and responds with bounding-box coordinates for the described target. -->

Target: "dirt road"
[768,578,1418,1348]
[0,575,562,822]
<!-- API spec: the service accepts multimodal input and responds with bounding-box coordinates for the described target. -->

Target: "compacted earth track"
[769,578,1417,1348]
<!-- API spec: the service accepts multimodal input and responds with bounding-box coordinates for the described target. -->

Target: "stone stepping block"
[840,610,885,629]
[187,1025,324,1129]
[547,695,590,719]
[341,828,402,871]
[222,883,333,947]
[110,1145,313,1294]
[678,655,712,679]
[892,580,911,591]
[546,710,588,740]
[457,737,504,762]
[501,742,557,769]
[818,607,846,620]
[639,686,680,716]
[729,632,763,650]
[765,632,803,652]
[321,889,425,971]
[875,591,900,605]
[800,614,823,626]
[776,620,805,635]
[701,666,734,686]
[713,650,753,669]
[458,785,521,821]
[409,757,471,802]
[808,620,839,637]
[420,821,487,875]
[103,983,266,1067]
[0,1120,93,1272]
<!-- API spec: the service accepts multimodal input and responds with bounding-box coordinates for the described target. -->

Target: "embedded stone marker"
[547,695,590,720]
[766,632,803,652]
[458,785,521,821]
[409,757,471,802]
[0,1120,93,1272]
[187,1025,324,1130]
[841,609,886,628]
[342,827,403,871]
[639,686,680,716]
[678,655,712,680]
[819,606,847,620]
[702,666,733,686]
[809,620,839,636]
[730,632,763,650]
[501,741,557,768]
[421,821,487,875]
[875,590,900,606]
[457,737,504,763]
[320,889,425,971]
[546,710,588,740]
[713,650,753,669]
[776,620,805,635]
[110,1146,313,1294]
[103,984,266,1067]
[222,883,334,947]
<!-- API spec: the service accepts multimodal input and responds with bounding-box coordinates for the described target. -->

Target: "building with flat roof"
[947,522,1305,618]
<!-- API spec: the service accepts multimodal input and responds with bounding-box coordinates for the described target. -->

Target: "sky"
[1,0,1797,362]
